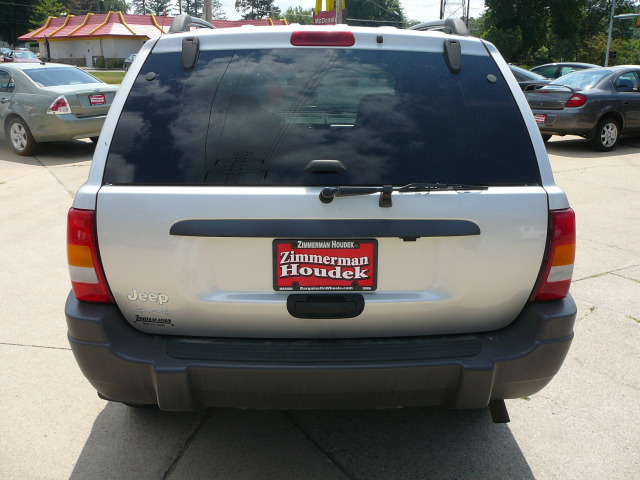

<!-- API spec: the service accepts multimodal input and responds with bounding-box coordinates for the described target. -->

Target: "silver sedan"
[0,63,118,156]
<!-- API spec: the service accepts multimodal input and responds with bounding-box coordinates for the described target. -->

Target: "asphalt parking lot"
[0,136,638,479]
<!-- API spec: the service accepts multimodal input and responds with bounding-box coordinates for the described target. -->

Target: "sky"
[219,0,486,23]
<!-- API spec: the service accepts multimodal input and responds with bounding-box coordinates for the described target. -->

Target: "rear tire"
[90,137,99,143]
[541,134,551,143]
[7,117,36,156]
[592,117,619,152]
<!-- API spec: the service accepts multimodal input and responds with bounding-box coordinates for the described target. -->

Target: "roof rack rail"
[408,18,469,36]
[168,15,216,34]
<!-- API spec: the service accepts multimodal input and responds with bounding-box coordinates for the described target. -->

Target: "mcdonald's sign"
[314,0,346,25]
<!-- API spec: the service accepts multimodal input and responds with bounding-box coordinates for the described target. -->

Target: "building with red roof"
[19,12,288,68]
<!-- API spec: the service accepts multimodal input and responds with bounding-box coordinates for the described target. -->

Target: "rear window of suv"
[104,48,540,186]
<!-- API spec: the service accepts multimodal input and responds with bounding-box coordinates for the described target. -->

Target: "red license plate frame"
[273,239,377,292]
[89,94,106,105]
[534,114,546,124]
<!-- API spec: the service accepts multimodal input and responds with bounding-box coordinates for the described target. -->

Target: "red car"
[3,50,40,63]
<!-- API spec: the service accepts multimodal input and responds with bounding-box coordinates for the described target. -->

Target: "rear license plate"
[274,239,377,291]
[89,94,106,105]
[534,114,546,124]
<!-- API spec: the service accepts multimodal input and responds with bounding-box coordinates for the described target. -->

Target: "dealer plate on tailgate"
[274,239,377,291]
[89,94,106,105]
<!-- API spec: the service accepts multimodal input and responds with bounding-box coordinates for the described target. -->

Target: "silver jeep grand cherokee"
[65,17,576,422]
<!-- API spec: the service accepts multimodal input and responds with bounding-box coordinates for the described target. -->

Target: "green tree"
[344,0,405,26]
[235,0,280,19]
[284,5,313,24]
[482,25,522,63]
[146,0,172,15]
[101,0,128,11]
[88,0,129,12]
[211,0,228,19]
[0,0,38,45]
[468,14,486,38]
[482,0,639,64]
[30,0,67,27]
[130,0,149,14]
[484,0,554,62]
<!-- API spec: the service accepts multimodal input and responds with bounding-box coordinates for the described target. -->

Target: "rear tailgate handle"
[287,294,365,319]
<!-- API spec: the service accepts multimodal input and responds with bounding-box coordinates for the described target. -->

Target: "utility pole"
[336,0,343,24]
[440,0,470,26]
[204,0,212,22]
[605,0,616,67]
[605,8,640,67]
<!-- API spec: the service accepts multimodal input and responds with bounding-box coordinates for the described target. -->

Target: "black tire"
[592,117,620,152]
[541,134,551,143]
[6,117,37,156]
[90,137,100,143]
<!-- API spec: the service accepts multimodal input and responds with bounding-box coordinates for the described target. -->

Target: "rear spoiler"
[525,84,577,94]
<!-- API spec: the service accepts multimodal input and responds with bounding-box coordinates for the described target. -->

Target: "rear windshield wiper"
[319,183,488,208]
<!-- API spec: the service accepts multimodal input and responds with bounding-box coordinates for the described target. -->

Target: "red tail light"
[290,31,355,47]
[529,208,576,302]
[565,94,587,108]
[47,95,71,114]
[67,208,114,303]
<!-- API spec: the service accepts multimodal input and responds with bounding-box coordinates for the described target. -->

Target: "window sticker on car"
[274,239,377,291]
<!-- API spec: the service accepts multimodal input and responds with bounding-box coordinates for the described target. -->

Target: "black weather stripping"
[170,219,480,238]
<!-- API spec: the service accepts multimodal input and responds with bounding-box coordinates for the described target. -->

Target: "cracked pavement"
[0,136,638,479]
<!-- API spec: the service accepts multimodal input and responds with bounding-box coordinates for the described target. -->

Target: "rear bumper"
[532,108,597,136]
[29,113,106,142]
[66,291,576,411]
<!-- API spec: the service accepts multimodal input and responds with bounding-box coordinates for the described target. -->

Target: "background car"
[525,66,640,150]
[0,47,11,61]
[509,65,551,90]
[2,50,40,63]
[530,62,599,79]
[0,63,118,155]
[123,53,136,71]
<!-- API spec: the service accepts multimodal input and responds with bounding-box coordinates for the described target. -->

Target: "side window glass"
[512,70,526,82]
[0,71,11,92]
[536,67,557,78]
[615,72,640,93]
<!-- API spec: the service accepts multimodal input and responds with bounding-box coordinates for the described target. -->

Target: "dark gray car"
[525,66,640,151]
